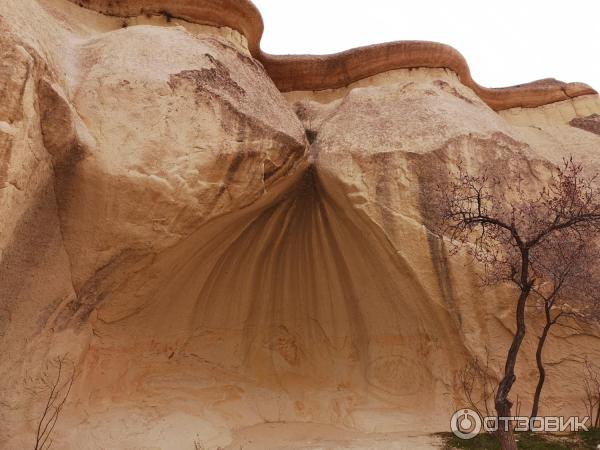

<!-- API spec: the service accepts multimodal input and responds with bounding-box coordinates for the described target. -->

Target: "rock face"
[1,1,599,449]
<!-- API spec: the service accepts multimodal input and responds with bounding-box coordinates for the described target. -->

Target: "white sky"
[254,0,600,91]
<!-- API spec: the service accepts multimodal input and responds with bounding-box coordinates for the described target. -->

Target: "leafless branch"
[34,356,75,450]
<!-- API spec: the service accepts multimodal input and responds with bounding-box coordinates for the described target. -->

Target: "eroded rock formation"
[1,1,599,448]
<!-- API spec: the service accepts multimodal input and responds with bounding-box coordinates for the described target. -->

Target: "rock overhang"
[66,0,597,111]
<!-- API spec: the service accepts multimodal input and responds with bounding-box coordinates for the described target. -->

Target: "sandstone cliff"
[1,1,599,449]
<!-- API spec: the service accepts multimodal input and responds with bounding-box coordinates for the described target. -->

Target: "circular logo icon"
[450,408,482,439]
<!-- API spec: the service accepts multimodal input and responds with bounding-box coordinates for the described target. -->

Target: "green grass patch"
[439,431,500,449]
[579,428,600,448]
[439,429,600,450]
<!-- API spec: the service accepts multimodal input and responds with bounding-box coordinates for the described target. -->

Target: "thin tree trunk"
[495,251,531,450]
[496,427,518,450]
[494,288,528,450]
[531,306,553,418]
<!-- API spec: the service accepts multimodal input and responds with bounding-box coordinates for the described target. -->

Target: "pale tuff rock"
[65,0,597,110]
[0,1,599,449]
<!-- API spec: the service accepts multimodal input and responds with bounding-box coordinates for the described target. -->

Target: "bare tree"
[583,358,600,429]
[435,157,600,450]
[34,356,75,450]
[458,348,497,419]
[529,237,600,418]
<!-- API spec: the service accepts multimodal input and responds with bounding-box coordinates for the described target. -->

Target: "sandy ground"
[223,423,443,450]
